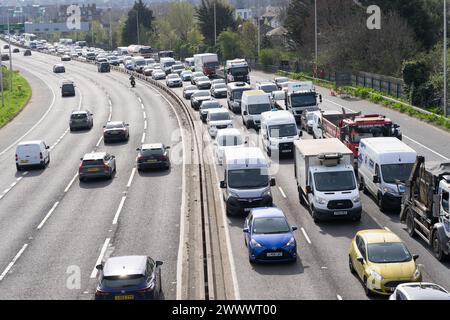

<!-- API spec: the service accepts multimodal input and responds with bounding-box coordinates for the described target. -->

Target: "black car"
[136,143,170,170]
[98,62,111,73]
[61,81,75,97]
[190,90,211,110]
[69,110,93,131]
[211,83,227,98]
[1,54,9,61]
[13,48,20,53]
[23,50,32,56]
[95,255,163,300]
[3,45,9,50]
[103,121,130,143]
[53,64,66,73]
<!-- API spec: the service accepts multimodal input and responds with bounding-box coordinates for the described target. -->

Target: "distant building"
[235,8,253,20]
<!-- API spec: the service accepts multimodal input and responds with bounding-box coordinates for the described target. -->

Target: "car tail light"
[103,163,109,171]
[159,156,167,161]
[138,285,154,294]
[15,154,18,161]
[137,156,144,162]
[95,290,110,297]
[39,152,43,159]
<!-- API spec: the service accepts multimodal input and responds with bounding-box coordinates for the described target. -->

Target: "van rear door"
[17,144,41,165]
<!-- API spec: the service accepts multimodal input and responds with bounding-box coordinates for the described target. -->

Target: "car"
[95,256,163,300]
[61,80,75,97]
[300,110,319,134]
[136,143,171,171]
[98,61,111,73]
[183,85,197,99]
[23,49,32,56]
[274,77,289,90]
[166,73,183,87]
[70,52,79,59]
[69,110,93,131]
[171,63,185,75]
[78,152,116,181]
[143,67,153,76]
[15,140,50,171]
[152,70,166,80]
[389,282,450,300]
[53,64,65,73]
[180,70,192,81]
[244,207,297,263]
[61,54,71,61]
[108,56,120,66]
[211,79,225,86]
[348,229,422,297]
[256,81,278,95]
[103,121,130,143]
[13,48,19,53]
[195,76,212,89]
[207,108,233,137]
[1,53,9,61]
[191,71,205,85]
[214,128,245,164]
[210,83,227,98]
[3,44,9,49]
[199,100,222,122]
[190,90,211,110]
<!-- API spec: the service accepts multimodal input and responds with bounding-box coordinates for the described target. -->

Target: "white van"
[214,128,246,164]
[220,147,275,216]
[131,56,146,71]
[358,137,417,211]
[15,140,50,171]
[241,90,272,129]
[260,110,301,157]
[160,57,176,74]
[207,109,233,137]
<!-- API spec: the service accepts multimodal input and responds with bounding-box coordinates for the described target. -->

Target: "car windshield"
[232,89,249,100]
[269,124,298,138]
[102,274,145,288]
[381,163,414,184]
[197,77,210,82]
[194,91,210,97]
[201,102,221,109]
[164,61,176,67]
[230,66,248,76]
[367,242,412,263]
[173,65,183,70]
[253,217,290,234]
[140,47,152,54]
[218,135,242,146]
[193,72,204,77]
[71,113,87,119]
[314,171,356,192]
[214,84,227,89]
[291,93,317,107]
[168,74,179,79]
[276,78,289,84]
[142,148,164,156]
[135,60,146,66]
[185,86,197,91]
[209,112,230,121]
[62,84,73,90]
[260,84,278,93]
[350,125,393,143]
[205,61,219,68]
[106,123,124,129]
[82,159,104,166]
[228,168,269,189]
[248,103,271,115]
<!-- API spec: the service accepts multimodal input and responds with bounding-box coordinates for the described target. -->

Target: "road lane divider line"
[37,201,59,230]
[64,173,79,193]
[144,120,147,130]
[278,186,287,198]
[0,244,28,281]
[143,111,147,119]
[384,227,391,232]
[337,294,343,300]
[301,227,312,244]
[95,136,103,148]
[141,132,146,144]
[112,196,127,225]
[126,168,136,188]
[324,98,450,161]
[90,238,111,278]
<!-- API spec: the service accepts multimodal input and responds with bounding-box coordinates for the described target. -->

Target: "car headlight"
[285,237,296,247]
[352,196,361,203]
[413,267,421,280]
[315,196,327,205]
[228,191,239,198]
[383,185,398,194]
[250,239,263,248]
[227,124,233,128]
[369,269,383,282]
[270,139,278,146]
[261,189,271,197]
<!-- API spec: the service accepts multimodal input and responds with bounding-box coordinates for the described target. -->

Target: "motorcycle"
[130,79,136,88]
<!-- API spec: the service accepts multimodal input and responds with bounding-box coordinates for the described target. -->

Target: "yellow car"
[348,229,422,296]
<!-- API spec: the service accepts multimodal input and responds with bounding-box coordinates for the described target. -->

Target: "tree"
[167,2,196,43]
[238,21,258,58]
[217,30,241,60]
[196,0,236,46]
[122,0,154,45]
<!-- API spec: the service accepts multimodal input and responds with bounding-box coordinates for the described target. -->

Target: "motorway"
[1,44,450,300]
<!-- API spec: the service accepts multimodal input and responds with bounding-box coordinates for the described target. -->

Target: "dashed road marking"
[112,196,127,225]
[0,244,28,281]
[301,227,312,244]
[37,201,59,230]
[90,238,111,278]
[278,186,287,198]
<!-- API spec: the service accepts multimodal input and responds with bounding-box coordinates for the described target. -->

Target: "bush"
[259,48,277,68]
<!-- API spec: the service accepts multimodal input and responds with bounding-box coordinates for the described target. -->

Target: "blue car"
[95,255,163,300]
[244,207,297,263]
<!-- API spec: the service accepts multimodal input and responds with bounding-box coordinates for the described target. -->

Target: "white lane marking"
[141,132,146,144]
[0,73,56,158]
[2,188,11,194]
[64,173,79,193]
[112,196,127,225]
[0,171,29,200]
[16,176,23,182]
[337,294,343,300]
[37,201,59,230]
[278,186,287,198]
[95,136,103,147]
[138,97,142,103]
[324,98,450,161]
[0,244,28,281]
[10,182,16,188]
[144,120,147,130]
[141,103,145,110]
[143,111,147,119]
[301,227,312,244]
[384,227,391,232]
[22,171,28,176]
[126,168,136,188]
[90,238,111,278]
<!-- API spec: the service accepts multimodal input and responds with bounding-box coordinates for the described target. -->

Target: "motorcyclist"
[129,75,136,87]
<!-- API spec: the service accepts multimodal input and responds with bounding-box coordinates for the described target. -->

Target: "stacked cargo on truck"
[194,53,219,76]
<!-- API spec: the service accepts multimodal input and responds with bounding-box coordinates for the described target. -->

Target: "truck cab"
[220,147,275,216]
[241,90,272,129]
[225,59,250,84]
[227,82,252,113]
[277,82,322,121]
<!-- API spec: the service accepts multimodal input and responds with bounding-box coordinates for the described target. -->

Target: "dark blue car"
[95,255,163,300]
[244,207,297,263]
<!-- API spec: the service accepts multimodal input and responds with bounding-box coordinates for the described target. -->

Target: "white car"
[214,128,245,164]
[16,140,50,171]
[166,73,183,87]
[207,109,233,138]
[389,283,450,300]
[152,70,166,80]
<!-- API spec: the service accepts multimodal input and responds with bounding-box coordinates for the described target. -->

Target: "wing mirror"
[413,254,419,261]
[356,257,364,264]
[243,228,249,233]
[373,175,380,184]
[155,261,163,267]
[270,178,276,187]
[291,226,298,231]
[319,94,323,103]
[306,185,313,194]
[220,181,227,188]
[95,264,103,270]
[243,111,248,116]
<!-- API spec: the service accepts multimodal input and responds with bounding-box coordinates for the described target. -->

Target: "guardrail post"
[388,81,391,96]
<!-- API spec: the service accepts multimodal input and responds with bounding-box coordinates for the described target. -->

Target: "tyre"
[311,207,320,223]
[47,154,50,165]
[405,208,416,237]
[352,214,361,222]
[432,231,447,261]
[267,146,272,157]
[360,177,369,195]
[16,164,22,171]
[299,188,306,205]
[364,277,372,297]
[70,126,74,132]
[378,194,386,212]
[349,255,356,274]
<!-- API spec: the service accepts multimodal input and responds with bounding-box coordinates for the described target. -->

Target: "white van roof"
[294,138,352,157]
[224,147,267,170]
[17,140,43,146]
[216,128,241,137]
[261,110,295,124]
[208,108,230,115]
[359,138,417,164]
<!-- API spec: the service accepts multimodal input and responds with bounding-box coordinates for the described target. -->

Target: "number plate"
[20,160,28,164]
[281,149,291,153]
[266,252,282,257]
[147,160,157,163]
[334,211,348,216]
[87,168,99,172]
[114,295,134,300]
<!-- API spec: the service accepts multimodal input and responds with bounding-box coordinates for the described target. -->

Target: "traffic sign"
[0,23,25,32]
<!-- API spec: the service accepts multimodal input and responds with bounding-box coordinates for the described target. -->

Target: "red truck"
[315,110,402,158]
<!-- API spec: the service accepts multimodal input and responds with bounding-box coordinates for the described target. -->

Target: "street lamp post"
[108,7,112,50]
[444,0,448,117]
[314,0,318,78]
[0,47,4,108]
[136,9,140,45]
[214,0,217,46]
[7,10,12,92]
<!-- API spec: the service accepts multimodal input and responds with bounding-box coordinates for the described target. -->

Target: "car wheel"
[349,255,356,274]
[299,188,306,205]
[364,277,372,297]
[433,231,447,261]
[47,154,50,165]
[360,177,369,195]
[16,164,22,171]
[405,208,416,237]
[377,194,386,212]
[79,176,85,182]
[70,126,74,132]
[267,146,272,157]
[311,206,320,223]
